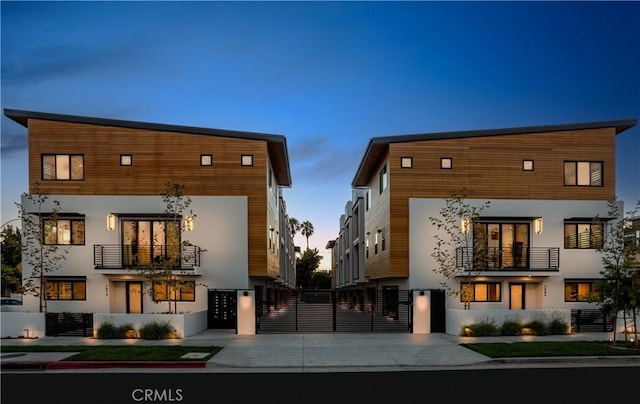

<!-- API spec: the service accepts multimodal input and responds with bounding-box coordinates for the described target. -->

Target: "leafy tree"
[1,224,23,297]
[311,270,331,289]
[16,183,69,312]
[593,198,640,346]
[132,182,205,314]
[1,224,22,267]
[300,220,314,250]
[296,247,322,289]
[428,188,490,310]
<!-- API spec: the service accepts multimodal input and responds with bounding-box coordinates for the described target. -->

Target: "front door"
[509,283,525,310]
[127,281,143,314]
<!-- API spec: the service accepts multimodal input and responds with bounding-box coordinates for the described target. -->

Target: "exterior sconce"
[243,291,249,297]
[106,213,116,231]
[419,290,425,296]
[534,217,543,234]
[184,215,195,232]
[460,217,471,234]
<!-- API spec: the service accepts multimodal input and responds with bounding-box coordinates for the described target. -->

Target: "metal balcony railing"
[94,244,201,270]
[455,247,559,271]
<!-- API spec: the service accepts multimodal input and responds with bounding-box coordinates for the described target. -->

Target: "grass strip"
[0,345,222,361]
[461,341,640,358]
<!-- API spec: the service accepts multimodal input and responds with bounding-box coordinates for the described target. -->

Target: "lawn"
[461,341,640,358]
[0,345,222,361]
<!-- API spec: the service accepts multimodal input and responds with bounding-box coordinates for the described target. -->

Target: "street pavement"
[1,329,639,372]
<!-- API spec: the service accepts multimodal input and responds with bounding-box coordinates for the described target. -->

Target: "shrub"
[548,317,570,335]
[96,322,136,339]
[523,319,549,336]
[138,321,176,340]
[463,317,499,337]
[500,319,523,336]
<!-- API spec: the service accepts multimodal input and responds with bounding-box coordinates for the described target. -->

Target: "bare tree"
[16,183,70,312]
[429,188,490,310]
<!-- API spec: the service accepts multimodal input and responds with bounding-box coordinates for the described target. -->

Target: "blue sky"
[2,1,639,268]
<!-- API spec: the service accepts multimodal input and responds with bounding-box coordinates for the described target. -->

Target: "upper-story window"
[564,222,603,249]
[379,164,388,194]
[366,189,371,211]
[42,154,84,180]
[44,218,85,245]
[564,161,602,186]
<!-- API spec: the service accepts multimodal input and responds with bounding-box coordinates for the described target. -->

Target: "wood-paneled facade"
[339,120,636,283]
[6,109,293,281]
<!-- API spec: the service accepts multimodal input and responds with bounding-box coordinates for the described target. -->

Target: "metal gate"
[257,289,412,333]
[208,289,237,330]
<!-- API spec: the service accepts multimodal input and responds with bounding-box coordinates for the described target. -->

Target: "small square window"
[241,155,253,166]
[523,160,534,171]
[401,157,413,168]
[120,155,132,166]
[201,154,213,166]
[440,157,452,169]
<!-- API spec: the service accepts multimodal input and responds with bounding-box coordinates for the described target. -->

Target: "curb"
[2,361,207,370]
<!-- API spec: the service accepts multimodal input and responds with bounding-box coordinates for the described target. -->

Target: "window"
[381,228,386,251]
[153,281,195,302]
[120,154,132,166]
[366,189,371,211]
[523,160,534,171]
[365,238,369,259]
[401,156,413,168]
[564,161,602,186]
[440,157,452,169]
[45,279,86,300]
[42,154,84,180]
[461,282,501,302]
[564,223,603,249]
[200,154,213,166]
[44,218,85,245]
[241,154,253,166]
[122,219,181,267]
[564,281,598,302]
[379,164,388,194]
[374,232,379,254]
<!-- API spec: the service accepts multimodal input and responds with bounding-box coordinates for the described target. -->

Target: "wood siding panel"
[369,128,617,281]
[27,119,275,277]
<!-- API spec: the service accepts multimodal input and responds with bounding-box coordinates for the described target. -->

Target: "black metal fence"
[257,289,412,333]
[45,312,93,337]
[571,309,613,333]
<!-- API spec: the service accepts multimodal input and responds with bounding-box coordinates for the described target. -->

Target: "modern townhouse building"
[3,108,296,335]
[328,119,638,334]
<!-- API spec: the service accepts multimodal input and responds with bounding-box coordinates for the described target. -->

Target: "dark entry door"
[208,290,237,329]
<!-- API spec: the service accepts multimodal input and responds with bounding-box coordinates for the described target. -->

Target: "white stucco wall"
[19,194,249,314]
[409,198,611,312]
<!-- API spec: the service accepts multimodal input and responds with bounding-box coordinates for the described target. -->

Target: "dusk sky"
[2,1,639,269]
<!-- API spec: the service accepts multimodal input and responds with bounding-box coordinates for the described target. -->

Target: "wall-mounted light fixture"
[106,213,116,231]
[534,217,543,234]
[184,214,195,232]
[243,291,249,297]
[460,217,471,234]
[419,290,425,296]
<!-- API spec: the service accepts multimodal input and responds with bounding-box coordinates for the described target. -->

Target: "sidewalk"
[2,330,639,372]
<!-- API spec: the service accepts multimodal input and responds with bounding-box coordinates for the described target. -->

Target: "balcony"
[455,247,559,271]
[94,244,201,270]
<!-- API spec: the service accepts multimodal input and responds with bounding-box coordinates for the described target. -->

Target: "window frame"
[564,222,603,249]
[564,281,598,302]
[379,164,388,194]
[440,157,453,169]
[45,279,86,300]
[400,156,413,168]
[200,154,213,166]
[41,154,84,181]
[564,161,603,187]
[241,154,254,166]
[461,282,502,302]
[153,281,196,302]
[120,154,133,166]
[522,160,534,171]
[43,218,85,245]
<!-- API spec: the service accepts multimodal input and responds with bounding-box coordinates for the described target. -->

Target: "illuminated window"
[523,160,534,171]
[153,281,195,302]
[120,154,132,166]
[401,156,413,168]
[564,223,603,249]
[461,282,501,302]
[45,280,86,300]
[564,281,598,302]
[241,154,253,166]
[441,157,452,169]
[564,161,602,186]
[200,154,213,166]
[379,164,388,194]
[44,218,85,245]
[42,154,84,180]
